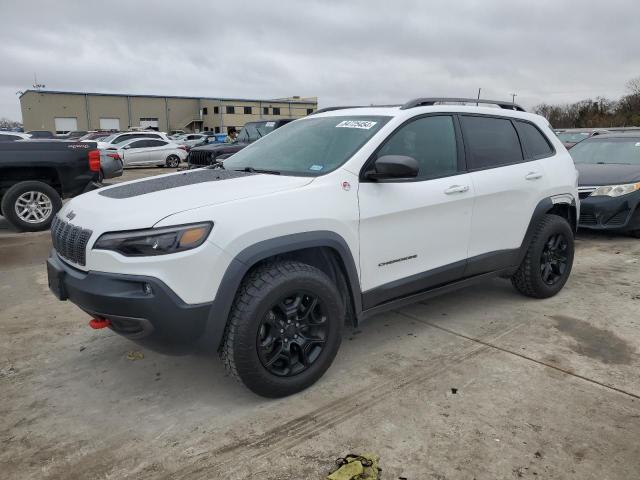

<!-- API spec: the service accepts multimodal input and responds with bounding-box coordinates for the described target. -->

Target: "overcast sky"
[1,0,639,121]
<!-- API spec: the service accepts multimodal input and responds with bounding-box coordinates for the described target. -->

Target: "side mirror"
[365,155,419,180]
[123,145,131,150]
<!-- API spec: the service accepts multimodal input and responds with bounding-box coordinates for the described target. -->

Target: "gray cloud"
[1,0,639,121]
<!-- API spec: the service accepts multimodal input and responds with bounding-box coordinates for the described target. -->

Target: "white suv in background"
[95,131,170,149]
[47,98,579,397]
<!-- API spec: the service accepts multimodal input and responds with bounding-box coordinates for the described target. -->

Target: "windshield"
[223,116,390,176]
[570,137,640,165]
[556,132,590,143]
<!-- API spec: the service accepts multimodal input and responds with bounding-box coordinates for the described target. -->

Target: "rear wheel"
[221,260,344,398]
[166,155,180,168]
[511,214,574,298]
[1,181,62,232]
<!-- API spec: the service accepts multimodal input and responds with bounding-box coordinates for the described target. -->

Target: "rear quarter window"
[515,121,554,159]
[460,115,523,170]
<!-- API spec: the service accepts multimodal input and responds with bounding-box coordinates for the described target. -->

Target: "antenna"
[32,73,46,90]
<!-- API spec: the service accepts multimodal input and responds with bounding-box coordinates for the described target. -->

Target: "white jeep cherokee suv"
[47,98,578,397]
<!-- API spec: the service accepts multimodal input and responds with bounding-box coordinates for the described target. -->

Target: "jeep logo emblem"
[66,211,76,221]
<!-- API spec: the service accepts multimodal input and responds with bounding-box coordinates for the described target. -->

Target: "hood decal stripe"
[99,169,255,199]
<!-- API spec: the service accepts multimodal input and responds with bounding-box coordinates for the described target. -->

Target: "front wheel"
[166,155,181,168]
[511,214,574,298]
[221,260,344,397]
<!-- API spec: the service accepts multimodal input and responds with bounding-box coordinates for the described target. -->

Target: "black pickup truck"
[0,140,100,231]
[187,119,294,168]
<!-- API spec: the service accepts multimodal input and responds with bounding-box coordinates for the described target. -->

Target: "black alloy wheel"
[511,214,574,298]
[540,233,569,285]
[257,291,328,377]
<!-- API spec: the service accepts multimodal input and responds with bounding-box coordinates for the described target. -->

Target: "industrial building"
[19,90,318,134]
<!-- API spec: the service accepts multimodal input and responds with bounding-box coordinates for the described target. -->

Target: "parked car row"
[572,133,640,236]
[186,119,294,167]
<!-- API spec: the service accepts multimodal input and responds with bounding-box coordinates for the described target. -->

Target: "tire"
[511,214,574,298]
[630,230,640,239]
[221,260,344,398]
[166,155,180,168]
[0,181,62,232]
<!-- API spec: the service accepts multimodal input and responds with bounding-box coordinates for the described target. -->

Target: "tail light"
[88,149,101,172]
[107,152,121,160]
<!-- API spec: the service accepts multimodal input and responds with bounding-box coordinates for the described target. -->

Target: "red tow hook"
[89,317,111,329]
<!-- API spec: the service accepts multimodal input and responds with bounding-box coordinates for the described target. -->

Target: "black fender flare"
[516,195,576,266]
[199,231,362,351]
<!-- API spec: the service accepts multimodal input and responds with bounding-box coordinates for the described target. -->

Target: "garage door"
[54,117,78,134]
[139,117,159,129]
[99,118,120,130]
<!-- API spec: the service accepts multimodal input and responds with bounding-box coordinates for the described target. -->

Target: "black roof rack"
[310,106,364,115]
[310,104,401,115]
[400,97,526,112]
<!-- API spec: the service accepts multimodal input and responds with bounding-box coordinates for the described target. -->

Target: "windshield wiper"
[236,166,280,175]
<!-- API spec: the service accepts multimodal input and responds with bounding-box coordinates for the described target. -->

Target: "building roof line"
[19,89,318,105]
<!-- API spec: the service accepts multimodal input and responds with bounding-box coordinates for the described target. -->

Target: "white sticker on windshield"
[265,122,275,127]
[635,142,640,147]
[336,120,377,130]
[309,164,324,171]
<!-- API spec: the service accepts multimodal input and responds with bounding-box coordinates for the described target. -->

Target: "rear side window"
[515,121,553,159]
[146,140,167,147]
[377,115,459,179]
[460,115,523,169]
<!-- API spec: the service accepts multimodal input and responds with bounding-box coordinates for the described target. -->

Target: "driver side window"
[377,115,459,180]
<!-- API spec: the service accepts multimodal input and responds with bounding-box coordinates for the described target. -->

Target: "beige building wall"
[21,91,88,131]
[86,95,129,130]
[19,91,317,133]
[128,97,168,130]
[167,98,201,132]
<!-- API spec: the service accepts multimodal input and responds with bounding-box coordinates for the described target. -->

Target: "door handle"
[444,185,469,194]
[525,172,543,180]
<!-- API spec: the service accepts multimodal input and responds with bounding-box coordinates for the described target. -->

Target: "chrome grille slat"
[188,150,212,166]
[51,216,92,266]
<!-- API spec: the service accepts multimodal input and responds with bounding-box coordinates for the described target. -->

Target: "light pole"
[510,92,517,104]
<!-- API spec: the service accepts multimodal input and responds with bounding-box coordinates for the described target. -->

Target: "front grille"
[606,210,629,226]
[51,216,93,266]
[579,213,597,225]
[188,150,213,166]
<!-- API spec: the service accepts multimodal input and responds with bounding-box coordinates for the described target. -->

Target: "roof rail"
[310,104,401,115]
[310,106,364,115]
[400,97,526,112]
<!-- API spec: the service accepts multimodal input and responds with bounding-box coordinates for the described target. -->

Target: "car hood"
[576,163,640,186]
[59,169,314,232]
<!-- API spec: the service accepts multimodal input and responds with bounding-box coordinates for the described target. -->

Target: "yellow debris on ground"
[326,453,380,480]
[126,351,144,361]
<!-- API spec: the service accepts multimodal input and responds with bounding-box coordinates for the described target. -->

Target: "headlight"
[94,222,212,256]
[591,183,640,197]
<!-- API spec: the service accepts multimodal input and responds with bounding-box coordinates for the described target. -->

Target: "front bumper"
[578,189,640,232]
[47,251,213,353]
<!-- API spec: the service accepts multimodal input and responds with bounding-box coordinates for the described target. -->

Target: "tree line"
[534,77,640,128]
